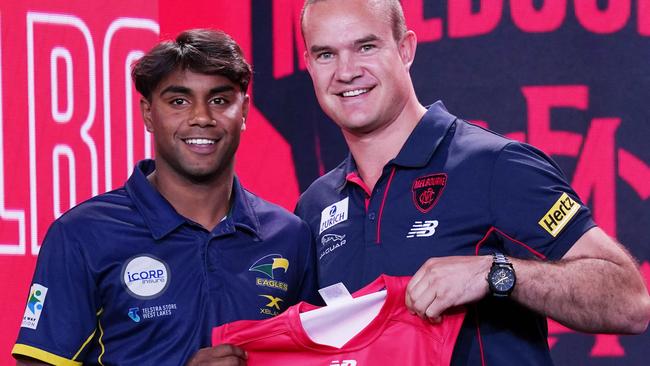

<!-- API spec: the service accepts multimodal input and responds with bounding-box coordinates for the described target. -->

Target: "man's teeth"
[341,88,369,97]
[185,138,215,145]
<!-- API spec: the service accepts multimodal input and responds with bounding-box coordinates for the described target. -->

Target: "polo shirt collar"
[339,101,457,189]
[227,176,262,240]
[126,159,262,241]
[392,101,457,168]
[126,159,185,240]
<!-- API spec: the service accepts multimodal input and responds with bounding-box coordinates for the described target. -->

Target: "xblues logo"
[21,284,48,329]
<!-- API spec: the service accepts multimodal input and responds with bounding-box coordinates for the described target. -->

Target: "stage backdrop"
[1,0,648,364]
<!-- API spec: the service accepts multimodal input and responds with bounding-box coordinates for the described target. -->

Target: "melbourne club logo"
[411,173,447,213]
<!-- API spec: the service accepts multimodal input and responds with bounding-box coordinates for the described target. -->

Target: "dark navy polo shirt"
[14,159,317,366]
[295,102,596,366]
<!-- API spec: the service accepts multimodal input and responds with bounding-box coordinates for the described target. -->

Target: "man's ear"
[241,94,250,131]
[399,30,418,70]
[140,97,154,132]
[304,50,313,75]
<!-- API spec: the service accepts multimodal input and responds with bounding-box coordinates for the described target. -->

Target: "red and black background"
[0,1,648,364]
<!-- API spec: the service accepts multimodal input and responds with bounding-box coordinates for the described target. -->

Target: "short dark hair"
[132,29,252,100]
[301,0,407,42]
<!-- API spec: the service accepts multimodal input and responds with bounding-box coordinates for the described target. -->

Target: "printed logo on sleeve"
[21,283,48,329]
[319,197,349,234]
[121,255,170,299]
[538,192,580,237]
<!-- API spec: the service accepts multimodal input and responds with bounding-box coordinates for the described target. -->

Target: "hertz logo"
[538,193,580,237]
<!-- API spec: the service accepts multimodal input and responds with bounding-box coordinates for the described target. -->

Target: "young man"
[13,29,316,366]
[296,0,650,365]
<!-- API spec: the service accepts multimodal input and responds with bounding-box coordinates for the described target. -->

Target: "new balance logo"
[406,220,439,238]
[330,361,357,366]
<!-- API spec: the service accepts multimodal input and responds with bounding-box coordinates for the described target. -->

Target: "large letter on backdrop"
[27,12,98,254]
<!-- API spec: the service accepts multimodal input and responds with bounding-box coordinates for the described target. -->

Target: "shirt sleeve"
[489,142,596,260]
[13,220,100,365]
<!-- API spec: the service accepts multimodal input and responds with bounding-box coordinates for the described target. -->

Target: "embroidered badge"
[411,173,447,213]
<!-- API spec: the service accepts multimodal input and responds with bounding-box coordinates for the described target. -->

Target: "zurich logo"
[329,205,337,216]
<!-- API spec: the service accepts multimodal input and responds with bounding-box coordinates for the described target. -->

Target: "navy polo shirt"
[14,159,317,366]
[295,102,596,366]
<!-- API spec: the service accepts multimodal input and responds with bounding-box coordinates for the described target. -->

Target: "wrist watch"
[487,252,516,297]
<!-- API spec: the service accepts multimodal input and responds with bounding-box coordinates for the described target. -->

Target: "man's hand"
[186,344,247,366]
[406,255,492,321]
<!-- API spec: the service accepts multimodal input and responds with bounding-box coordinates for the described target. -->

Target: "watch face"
[489,266,515,293]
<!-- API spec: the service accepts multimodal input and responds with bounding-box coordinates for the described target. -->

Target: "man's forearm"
[511,255,650,334]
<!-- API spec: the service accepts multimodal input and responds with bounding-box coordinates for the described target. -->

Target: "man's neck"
[148,165,234,231]
[344,100,427,192]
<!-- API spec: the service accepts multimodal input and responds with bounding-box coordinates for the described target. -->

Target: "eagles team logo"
[250,254,290,292]
[249,254,289,279]
[411,173,447,213]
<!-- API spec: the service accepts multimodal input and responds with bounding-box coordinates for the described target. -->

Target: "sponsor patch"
[411,173,447,213]
[128,307,141,323]
[319,197,349,234]
[319,233,347,260]
[259,295,284,316]
[538,192,580,237]
[140,303,177,320]
[21,283,48,329]
[121,255,170,299]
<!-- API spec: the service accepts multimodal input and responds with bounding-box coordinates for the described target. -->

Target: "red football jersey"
[213,275,465,366]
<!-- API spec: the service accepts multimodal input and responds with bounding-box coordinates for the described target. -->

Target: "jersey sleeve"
[13,220,100,365]
[489,142,596,260]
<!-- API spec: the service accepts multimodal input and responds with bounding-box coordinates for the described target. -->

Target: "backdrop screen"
[1,1,648,365]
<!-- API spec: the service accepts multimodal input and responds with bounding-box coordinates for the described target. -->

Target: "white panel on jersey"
[300,289,387,348]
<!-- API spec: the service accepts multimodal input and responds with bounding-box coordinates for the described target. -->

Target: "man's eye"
[360,44,375,52]
[171,98,188,105]
[211,97,226,105]
[317,52,333,60]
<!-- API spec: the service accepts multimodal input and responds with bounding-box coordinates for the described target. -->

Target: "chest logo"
[121,255,170,299]
[319,197,349,234]
[412,173,447,213]
[406,220,439,238]
[249,254,289,279]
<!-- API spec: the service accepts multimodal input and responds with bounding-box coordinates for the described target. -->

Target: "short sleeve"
[490,142,596,260]
[13,220,100,365]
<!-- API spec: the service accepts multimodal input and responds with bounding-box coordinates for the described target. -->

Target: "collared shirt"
[295,102,595,366]
[14,159,317,366]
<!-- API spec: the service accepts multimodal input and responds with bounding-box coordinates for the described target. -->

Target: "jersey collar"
[126,159,261,241]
